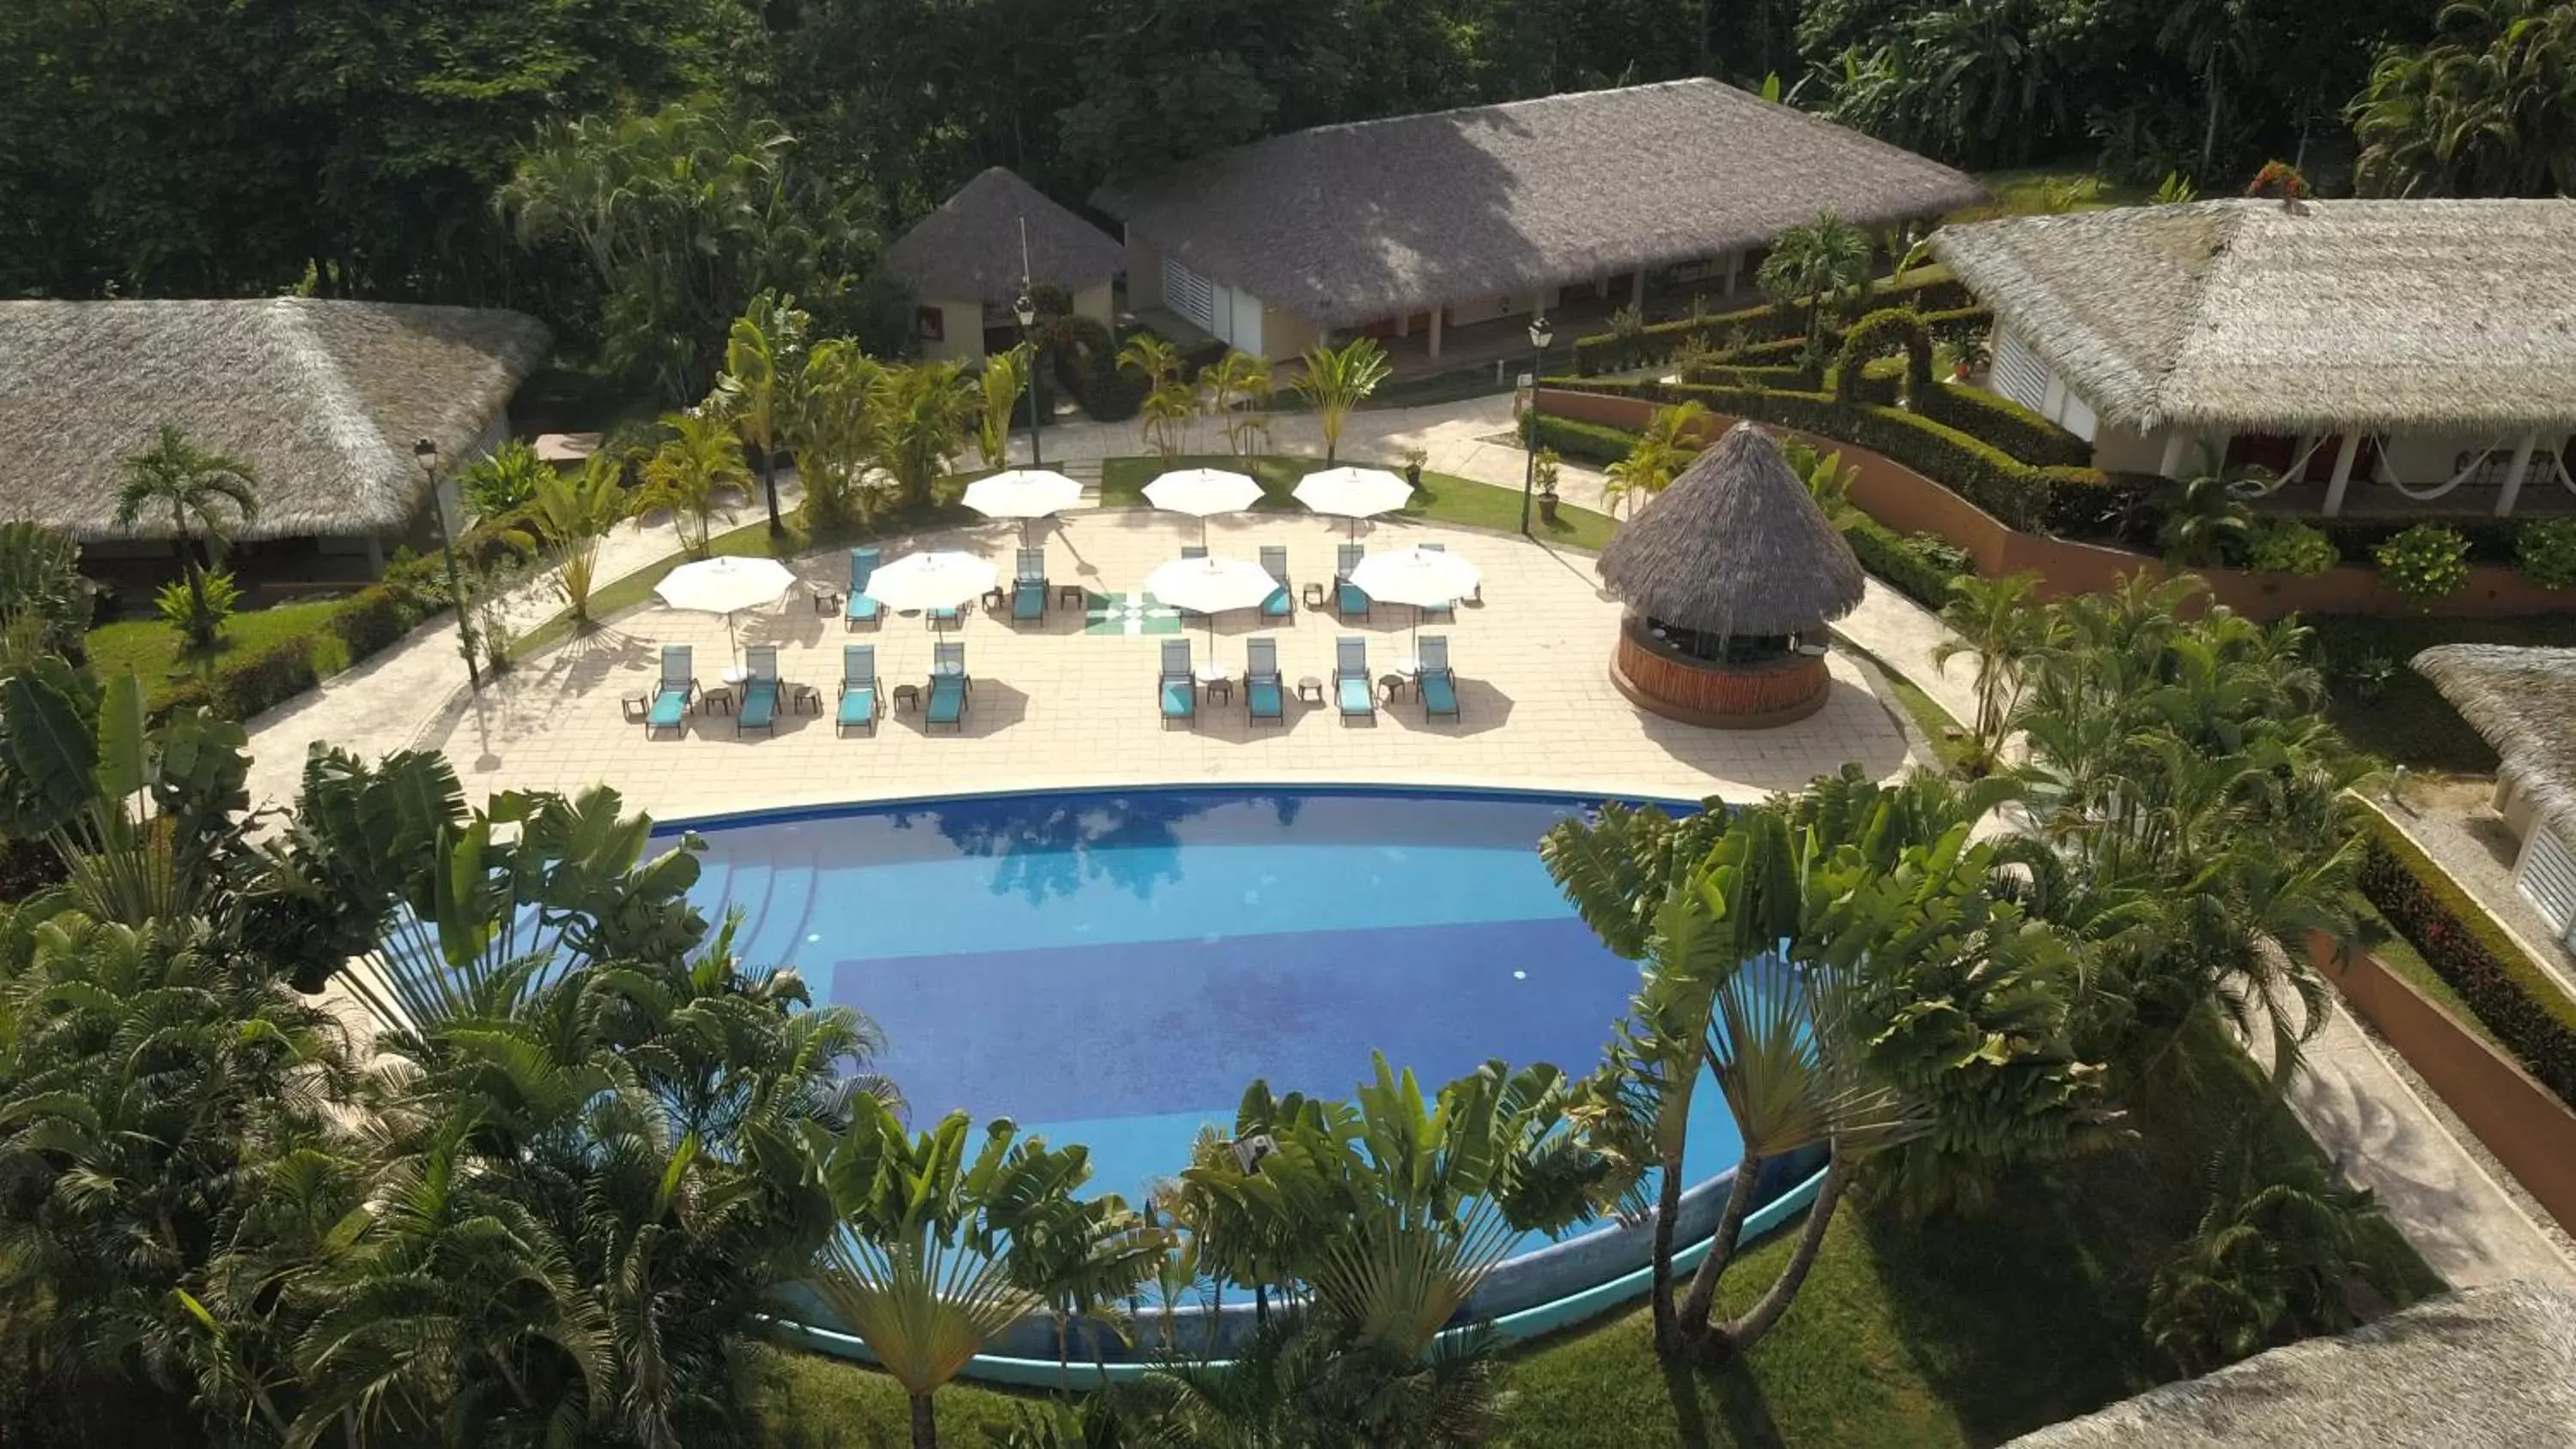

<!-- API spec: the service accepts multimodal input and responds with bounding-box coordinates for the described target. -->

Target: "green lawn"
[743,1026,2436,1449]
[86,600,352,711]
[1097,455,1616,553]
[2307,612,2576,774]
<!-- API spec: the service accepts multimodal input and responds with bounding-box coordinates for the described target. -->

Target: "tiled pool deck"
[421,512,1916,819]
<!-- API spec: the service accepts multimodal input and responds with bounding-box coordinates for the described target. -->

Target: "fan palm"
[711,291,811,535]
[1291,338,1394,462]
[638,410,749,557]
[113,423,258,652]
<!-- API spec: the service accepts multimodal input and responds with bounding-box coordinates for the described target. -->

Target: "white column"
[2496,431,2540,516]
[1427,307,1443,360]
[1631,270,1649,306]
[2156,431,2193,479]
[2323,433,2364,516]
[1722,251,1741,296]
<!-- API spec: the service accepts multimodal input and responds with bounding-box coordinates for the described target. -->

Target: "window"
[915,306,945,343]
[1990,330,2050,415]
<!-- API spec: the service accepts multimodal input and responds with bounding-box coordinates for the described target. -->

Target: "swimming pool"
[673,785,1749,1212]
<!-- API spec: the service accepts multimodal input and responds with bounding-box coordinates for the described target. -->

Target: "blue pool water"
[669,787,1747,1229]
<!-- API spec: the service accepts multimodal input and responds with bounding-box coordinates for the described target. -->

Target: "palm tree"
[637,410,748,557]
[114,424,258,651]
[812,1101,1117,1449]
[1115,332,1182,395]
[2158,452,2257,567]
[531,455,630,627]
[793,338,890,532]
[868,361,977,512]
[1756,213,1874,366]
[711,291,811,536]
[975,344,1029,470]
[1139,378,1200,458]
[1932,569,2055,772]
[1600,402,1707,518]
[1291,337,1394,463]
[1200,350,1273,455]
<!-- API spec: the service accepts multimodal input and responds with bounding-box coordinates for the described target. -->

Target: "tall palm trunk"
[760,451,783,535]
[1648,1146,1687,1355]
[909,1390,937,1449]
[1705,1152,1853,1364]
[1674,1153,1762,1341]
[173,508,211,648]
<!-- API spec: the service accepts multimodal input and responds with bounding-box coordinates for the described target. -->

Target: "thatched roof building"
[0,298,548,547]
[1933,199,2576,440]
[884,167,1123,308]
[1094,80,1980,361]
[1598,421,1864,638]
[2413,645,2576,935]
[2004,1282,2576,1448]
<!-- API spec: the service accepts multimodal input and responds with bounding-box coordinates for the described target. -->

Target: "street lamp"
[412,438,479,691]
[1012,290,1043,468]
[1519,313,1554,536]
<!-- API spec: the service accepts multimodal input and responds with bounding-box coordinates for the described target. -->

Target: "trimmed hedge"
[330,585,423,664]
[1527,413,1640,467]
[2354,809,2576,1106]
[208,636,319,721]
[1843,512,1973,609]
[1568,272,1977,375]
[1915,382,2091,468]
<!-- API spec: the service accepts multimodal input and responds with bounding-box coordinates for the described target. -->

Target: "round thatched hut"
[1597,421,1865,727]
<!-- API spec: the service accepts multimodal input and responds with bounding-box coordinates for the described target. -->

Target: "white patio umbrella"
[1144,554,1278,645]
[653,555,798,665]
[1143,467,1263,547]
[1293,466,1414,537]
[1349,546,1482,649]
[962,470,1085,543]
[862,550,1000,613]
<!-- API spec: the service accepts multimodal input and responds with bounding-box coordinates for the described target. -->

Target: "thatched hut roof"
[2414,645,2576,832]
[1597,421,1863,636]
[1093,80,1983,328]
[0,299,549,543]
[883,167,1125,306]
[2003,1282,2576,1448]
[1931,198,2576,437]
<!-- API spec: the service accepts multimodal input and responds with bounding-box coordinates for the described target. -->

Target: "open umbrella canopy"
[1292,466,1413,524]
[1347,546,1480,609]
[1142,555,1279,615]
[962,470,1085,521]
[653,556,799,616]
[1143,467,1264,518]
[863,550,1000,612]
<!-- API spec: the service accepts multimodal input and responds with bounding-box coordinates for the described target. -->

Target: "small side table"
[1378,673,1409,704]
[701,686,734,715]
[1297,676,1326,705]
[1059,584,1086,609]
[621,694,649,723]
[893,683,922,713]
[1301,582,1327,609]
[1202,676,1234,704]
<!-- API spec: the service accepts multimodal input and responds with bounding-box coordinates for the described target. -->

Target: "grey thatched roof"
[2415,645,2576,831]
[884,167,1124,305]
[1932,198,2576,437]
[0,299,549,543]
[1597,421,1864,635]
[2003,1282,2576,1449]
[1093,80,1983,328]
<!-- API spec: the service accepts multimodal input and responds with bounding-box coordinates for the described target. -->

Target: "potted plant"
[1401,446,1427,489]
[1534,446,1562,524]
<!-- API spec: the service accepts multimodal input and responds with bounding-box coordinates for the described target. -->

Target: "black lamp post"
[1012,290,1043,468]
[412,438,479,691]
[1518,313,1554,536]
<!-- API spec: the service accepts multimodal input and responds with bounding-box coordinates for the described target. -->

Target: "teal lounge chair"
[837,644,881,736]
[1334,636,1374,720]
[1159,639,1196,728]
[737,646,781,737]
[846,548,884,630]
[1334,543,1370,621]
[1259,545,1293,620]
[1417,541,1457,621]
[1418,635,1459,720]
[646,644,697,737]
[1012,547,1047,623]
[1181,544,1208,561]
[927,603,963,632]
[927,641,969,731]
[1246,637,1285,724]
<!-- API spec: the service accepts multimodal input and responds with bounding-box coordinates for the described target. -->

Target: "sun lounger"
[1334,636,1373,720]
[837,644,880,736]
[846,548,884,629]
[1159,639,1196,727]
[647,644,696,737]
[927,640,969,732]
[927,603,962,632]
[1246,637,1284,724]
[1418,635,1459,720]
[1259,545,1293,620]
[1335,543,1370,621]
[1012,546,1047,623]
[737,646,782,737]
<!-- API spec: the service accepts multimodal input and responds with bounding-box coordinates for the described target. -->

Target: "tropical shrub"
[2355,811,2576,1106]
[531,455,631,626]
[638,408,750,556]
[975,344,1029,470]
[1049,315,1143,422]
[2372,523,2473,607]
[456,437,551,521]
[2158,471,2256,567]
[0,521,91,662]
[155,567,241,647]
[328,585,422,664]
[1293,337,1394,462]
[206,634,317,719]
[2246,519,2342,576]
[2514,516,2576,588]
